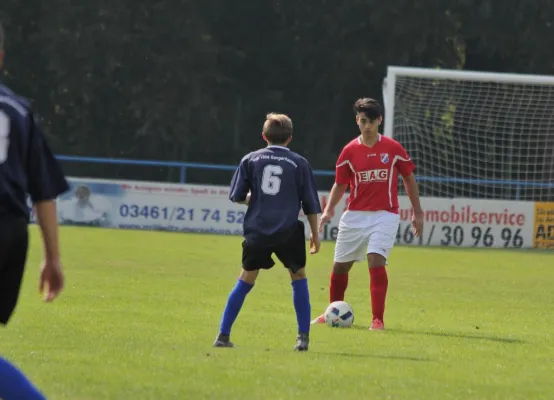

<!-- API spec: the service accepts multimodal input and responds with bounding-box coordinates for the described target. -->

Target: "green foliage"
[0,1,553,182]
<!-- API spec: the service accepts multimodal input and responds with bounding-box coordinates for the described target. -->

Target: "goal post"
[382,66,554,202]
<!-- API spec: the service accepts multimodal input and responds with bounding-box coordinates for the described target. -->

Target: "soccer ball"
[324,301,354,328]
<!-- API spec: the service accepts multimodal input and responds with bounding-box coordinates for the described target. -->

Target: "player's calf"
[311,261,354,325]
[330,262,352,302]
[289,267,311,345]
[368,253,388,330]
[214,270,257,347]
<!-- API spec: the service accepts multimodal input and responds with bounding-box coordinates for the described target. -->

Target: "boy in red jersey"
[311,98,424,330]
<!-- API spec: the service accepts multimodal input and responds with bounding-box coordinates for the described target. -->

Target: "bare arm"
[34,200,64,301]
[318,183,347,231]
[402,173,424,236]
[306,213,320,254]
[25,112,68,302]
[306,214,318,236]
[402,173,423,215]
[324,183,348,213]
[34,200,61,260]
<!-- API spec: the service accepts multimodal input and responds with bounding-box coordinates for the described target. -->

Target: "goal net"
[382,67,554,202]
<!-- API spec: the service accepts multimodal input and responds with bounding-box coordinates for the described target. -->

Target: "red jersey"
[335,134,415,213]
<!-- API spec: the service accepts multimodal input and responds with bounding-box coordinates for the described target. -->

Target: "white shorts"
[333,210,400,263]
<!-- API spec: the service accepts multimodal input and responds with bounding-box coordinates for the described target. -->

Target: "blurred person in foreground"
[0,22,69,400]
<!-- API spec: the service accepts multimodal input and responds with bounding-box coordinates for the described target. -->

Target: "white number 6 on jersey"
[0,110,10,164]
[261,164,283,195]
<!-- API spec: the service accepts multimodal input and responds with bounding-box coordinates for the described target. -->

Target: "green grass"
[1,226,554,399]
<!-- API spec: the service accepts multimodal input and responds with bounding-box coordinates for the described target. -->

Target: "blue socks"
[218,278,311,336]
[0,357,46,400]
[219,279,254,335]
[292,278,311,334]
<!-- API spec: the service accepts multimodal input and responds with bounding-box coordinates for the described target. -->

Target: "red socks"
[330,271,348,302]
[369,266,388,321]
[330,267,388,322]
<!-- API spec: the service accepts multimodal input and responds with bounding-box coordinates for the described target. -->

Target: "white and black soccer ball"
[324,301,354,328]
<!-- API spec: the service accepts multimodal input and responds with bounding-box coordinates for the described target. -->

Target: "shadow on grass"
[316,351,433,362]
[361,326,524,344]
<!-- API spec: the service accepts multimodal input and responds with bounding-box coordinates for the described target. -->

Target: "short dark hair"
[353,98,382,120]
[0,22,4,51]
[263,113,293,145]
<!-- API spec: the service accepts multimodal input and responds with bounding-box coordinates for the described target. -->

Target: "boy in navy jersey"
[214,113,321,351]
[0,22,69,399]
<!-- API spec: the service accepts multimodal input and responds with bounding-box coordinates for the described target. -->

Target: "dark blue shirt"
[229,145,322,246]
[0,81,69,220]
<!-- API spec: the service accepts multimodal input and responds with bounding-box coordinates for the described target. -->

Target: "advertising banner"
[532,202,554,249]
[38,177,539,249]
[308,194,533,249]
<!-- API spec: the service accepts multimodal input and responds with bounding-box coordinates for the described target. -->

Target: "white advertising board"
[312,194,533,249]
[39,177,547,249]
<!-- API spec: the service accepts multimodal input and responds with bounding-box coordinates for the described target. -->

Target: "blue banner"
[32,178,245,235]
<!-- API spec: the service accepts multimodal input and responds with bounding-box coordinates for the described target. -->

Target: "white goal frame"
[382,66,554,139]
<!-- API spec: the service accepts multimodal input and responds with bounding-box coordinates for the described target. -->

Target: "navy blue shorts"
[0,216,29,325]
[242,221,306,274]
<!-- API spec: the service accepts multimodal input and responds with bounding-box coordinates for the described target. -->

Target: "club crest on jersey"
[380,153,389,164]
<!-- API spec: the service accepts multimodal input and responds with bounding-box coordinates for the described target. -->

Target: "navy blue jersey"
[0,81,69,219]
[229,145,321,246]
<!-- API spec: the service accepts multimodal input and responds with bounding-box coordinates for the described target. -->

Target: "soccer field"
[1,226,553,400]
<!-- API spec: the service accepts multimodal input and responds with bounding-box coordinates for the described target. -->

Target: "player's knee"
[239,269,259,284]
[367,253,387,268]
[332,262,352,275]
[289,267,306,281]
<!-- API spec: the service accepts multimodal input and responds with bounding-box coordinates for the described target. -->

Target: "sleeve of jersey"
[229,156,250,203]
[300,162,322,215]
[27,116,70,203]
[335,147,352,185]
[395,144,416,177]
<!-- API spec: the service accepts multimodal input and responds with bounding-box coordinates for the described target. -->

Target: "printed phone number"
[395,224,524,248]
[119,205,245,224]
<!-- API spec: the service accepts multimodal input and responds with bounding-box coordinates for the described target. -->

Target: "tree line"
[1,0,552,199]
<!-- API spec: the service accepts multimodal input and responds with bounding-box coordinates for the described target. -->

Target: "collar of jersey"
[266,145,290,151]
[357,134,382,145]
